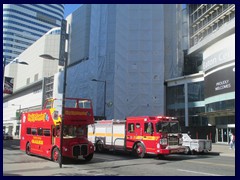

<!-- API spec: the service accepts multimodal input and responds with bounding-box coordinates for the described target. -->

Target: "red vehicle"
[88,116,186,158]
[20,98,95,162]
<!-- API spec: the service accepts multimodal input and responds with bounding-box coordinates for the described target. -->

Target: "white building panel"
[61,4,183,119]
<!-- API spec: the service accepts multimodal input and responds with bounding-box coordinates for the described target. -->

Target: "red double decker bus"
[20,98,95,162]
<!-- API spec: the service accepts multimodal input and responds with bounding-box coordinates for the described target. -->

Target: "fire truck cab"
[88,116,186,158]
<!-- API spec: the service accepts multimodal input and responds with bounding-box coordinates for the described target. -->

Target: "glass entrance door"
[217,128,228,143]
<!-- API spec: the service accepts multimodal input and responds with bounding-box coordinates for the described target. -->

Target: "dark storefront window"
[167,85,185,126]
[206,100,235,112]
[167,85,185,104]
[188,81,204,102]
[167,109,185,127]
[215,116,235,125]
[188,107,207,126]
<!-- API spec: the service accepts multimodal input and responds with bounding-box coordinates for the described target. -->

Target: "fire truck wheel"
[84,153,94,162]
[26,143,31,155]
[157,154,166,159]
[133,143,145,158]
[52,147,60,163]
[96,141,104,152]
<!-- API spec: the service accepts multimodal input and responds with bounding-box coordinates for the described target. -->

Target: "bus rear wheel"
[52,147,60,163]
[26,143,31,155]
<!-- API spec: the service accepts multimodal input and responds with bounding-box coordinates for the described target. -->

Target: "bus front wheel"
[52,147,60,163]
[84,153,94,162]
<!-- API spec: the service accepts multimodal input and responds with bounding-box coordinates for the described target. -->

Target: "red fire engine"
[88,116,186,158]
[20,98,95,162]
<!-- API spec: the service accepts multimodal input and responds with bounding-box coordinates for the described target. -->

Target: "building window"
[34,74,38,82]
[206,100,235,112]
[188,81,204,102]
[26,78,30,85]
[167,85,185,105]
[166,85,185,127]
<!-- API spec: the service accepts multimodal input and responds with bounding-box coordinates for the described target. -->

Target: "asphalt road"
[3,140,235,176]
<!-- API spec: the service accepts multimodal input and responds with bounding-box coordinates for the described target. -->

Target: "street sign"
[59,19,67,66]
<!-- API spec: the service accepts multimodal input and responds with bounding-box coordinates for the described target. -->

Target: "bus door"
[53,125,60,146]
[30,128,40,154]
[52,125,55,145]
[40,128,52,157]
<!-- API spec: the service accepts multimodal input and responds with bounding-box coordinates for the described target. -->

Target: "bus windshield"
[155,121,179,133]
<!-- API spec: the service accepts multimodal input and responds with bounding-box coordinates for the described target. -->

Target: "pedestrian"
[230,132,235,150]
[229,131,232,143]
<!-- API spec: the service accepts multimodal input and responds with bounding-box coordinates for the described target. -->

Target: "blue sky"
[64,4,82,18]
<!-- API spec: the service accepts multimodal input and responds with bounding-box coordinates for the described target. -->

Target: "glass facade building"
[3,4,64,64]
[166,74,206,128]
[167,4,235,143]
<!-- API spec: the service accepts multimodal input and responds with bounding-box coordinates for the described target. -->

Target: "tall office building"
[3,4,64,64]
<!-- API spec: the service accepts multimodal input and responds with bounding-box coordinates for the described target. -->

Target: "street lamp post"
[39,53,68,168]
[11,104,21,116]
[40,18,68,168]
[92,79,106,119]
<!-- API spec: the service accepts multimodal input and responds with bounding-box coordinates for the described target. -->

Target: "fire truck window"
[128,123,135,133]
[31,128,37,135]
[43,129,50,136]
[136,123,140,128]
[27,128,31,134]
[38,128,43,136]
[145,123,153,134]
[156,122,162,132]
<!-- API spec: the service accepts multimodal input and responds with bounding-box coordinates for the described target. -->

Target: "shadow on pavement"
[3,139,20,150]
[3,173,21,176]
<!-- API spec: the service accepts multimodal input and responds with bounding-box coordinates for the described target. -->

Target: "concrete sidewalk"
[211,143,235,157]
